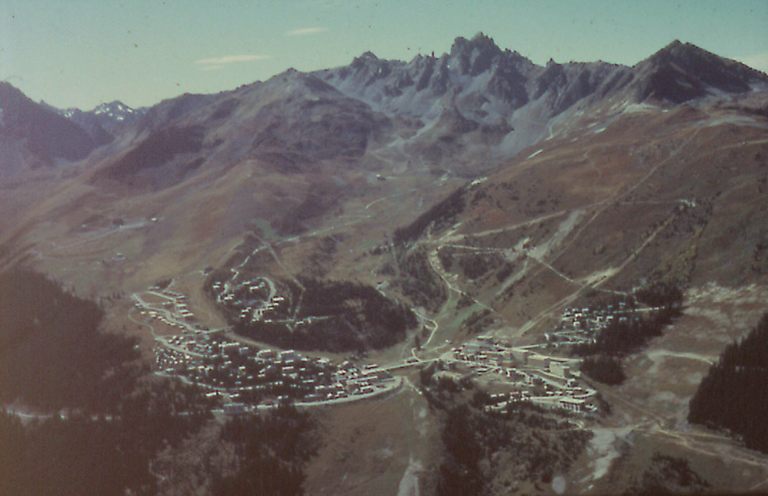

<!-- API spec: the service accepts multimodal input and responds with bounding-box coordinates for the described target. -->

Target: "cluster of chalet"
[211,277,288,324]
[138,283,398,412]
[156,344,191,371]
[171,294,195,321]
[330,361,398,399]
[483,391,534,414]
[140,309,188,329]
[164,332,217,355]
[134,289,196,326]
[154,330,396,409]
[451,338,574,383]
[545,300,657,347]
[237,295,285,324]
[449,336,598,415]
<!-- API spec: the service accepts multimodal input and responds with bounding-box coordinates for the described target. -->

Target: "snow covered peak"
[51,99,146,145]
[92,101,136,120]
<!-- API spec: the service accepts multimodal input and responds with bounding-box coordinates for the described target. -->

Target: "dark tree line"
[627,453,710,495]
[635,282,684,309]
[0,268,213,495]
[575,306,682,357]
[437,247,504,281]
[457,253,504,280]
[0,411,151,496]
[580,355,626,385]
[235,277,417,352]
[575,283,684,385]
[395,247,447,312]
[575,285,683,358]
[103,125,204,180]
[0,269,139,412]
[435,401,591,495]
[212,406,317,496]
[0,380,211,496]
[421,364,591,494]
[688,312,768,453]
[438,405,485,496]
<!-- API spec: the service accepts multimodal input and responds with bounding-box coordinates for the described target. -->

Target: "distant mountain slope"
[0,82,97,177]
[92,70,390,188]
[630,41,768,103]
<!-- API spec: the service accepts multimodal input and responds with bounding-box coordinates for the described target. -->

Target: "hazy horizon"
[3,0,768,109]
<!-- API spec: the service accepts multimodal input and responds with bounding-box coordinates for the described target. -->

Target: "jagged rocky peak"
[450,32,502,58]
[449,32,505,75]
[642,39,727,72]
[349,51,385,72]
[343,49,377,68]
[286,69,344,95]
[648,39,712,62]
[334,49,404,92]
[356,51,379,62]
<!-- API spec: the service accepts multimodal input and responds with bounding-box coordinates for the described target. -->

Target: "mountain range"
[4,34,766,180]
[1,34,765,268]
[1,34,768,494]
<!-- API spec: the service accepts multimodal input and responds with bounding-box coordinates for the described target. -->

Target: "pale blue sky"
[2,0,767,109]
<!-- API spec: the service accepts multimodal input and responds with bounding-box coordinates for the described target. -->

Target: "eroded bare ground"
[565,283,768,494]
